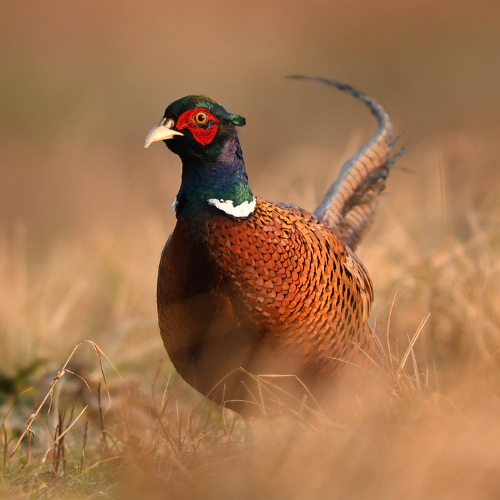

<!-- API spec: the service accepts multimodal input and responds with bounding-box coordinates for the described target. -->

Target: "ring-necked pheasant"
[145,77,401,415]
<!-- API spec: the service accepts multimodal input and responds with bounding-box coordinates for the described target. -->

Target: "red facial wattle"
[175,108,220,146]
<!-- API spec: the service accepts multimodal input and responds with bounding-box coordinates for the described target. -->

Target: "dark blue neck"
[175,136,254,218]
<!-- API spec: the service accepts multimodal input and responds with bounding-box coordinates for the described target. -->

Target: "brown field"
[2,1,500,498]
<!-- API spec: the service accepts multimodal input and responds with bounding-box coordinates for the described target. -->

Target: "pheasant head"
[145,96,254,218]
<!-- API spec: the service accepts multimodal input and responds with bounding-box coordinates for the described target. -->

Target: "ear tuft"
[229,114,246,127]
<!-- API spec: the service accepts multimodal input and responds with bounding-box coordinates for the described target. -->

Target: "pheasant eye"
[194,111,208,125]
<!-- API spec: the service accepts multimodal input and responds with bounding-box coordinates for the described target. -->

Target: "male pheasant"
[145,77,400,415]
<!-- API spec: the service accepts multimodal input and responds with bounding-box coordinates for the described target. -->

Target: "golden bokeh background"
[2,0,500,355]
[3,0,500,236]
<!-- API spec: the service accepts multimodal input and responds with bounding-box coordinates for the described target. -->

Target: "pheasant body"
[146,80,400,415]
[157,197,374,410]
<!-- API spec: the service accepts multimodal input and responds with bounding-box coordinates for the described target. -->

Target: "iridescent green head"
[145,95,245,160]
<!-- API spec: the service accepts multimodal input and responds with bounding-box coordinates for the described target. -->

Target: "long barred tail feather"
[289,76,404,251]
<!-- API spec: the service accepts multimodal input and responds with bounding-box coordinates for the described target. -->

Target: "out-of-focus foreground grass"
[1,1,500,498]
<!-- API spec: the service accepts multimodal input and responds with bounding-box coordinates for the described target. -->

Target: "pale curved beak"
[144,117,184,148]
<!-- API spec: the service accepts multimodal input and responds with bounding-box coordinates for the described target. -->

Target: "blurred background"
[2,0,500,389]
[2,1,500,497]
